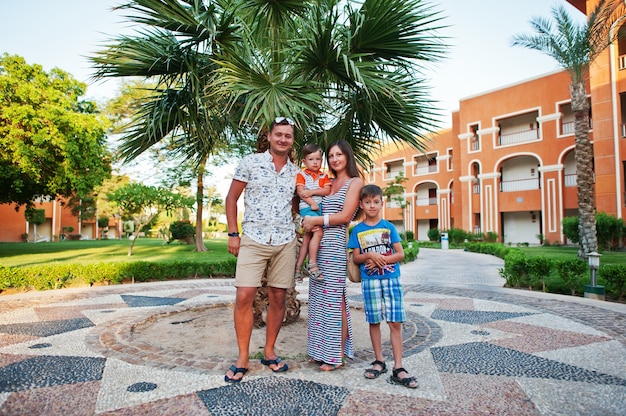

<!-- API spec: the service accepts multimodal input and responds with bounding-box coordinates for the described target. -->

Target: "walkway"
[0,248,624,415]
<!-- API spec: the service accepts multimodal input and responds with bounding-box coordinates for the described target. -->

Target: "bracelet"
[323,214,329,227]
[227,232,240,237]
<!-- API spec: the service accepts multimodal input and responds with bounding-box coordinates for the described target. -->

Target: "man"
[224,116,300,383]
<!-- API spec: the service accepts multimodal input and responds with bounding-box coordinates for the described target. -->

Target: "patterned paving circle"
[85,302,440,373]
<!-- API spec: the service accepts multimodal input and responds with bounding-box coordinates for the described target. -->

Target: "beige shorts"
[235,235,297,289]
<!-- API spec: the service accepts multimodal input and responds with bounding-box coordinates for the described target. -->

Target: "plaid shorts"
[361,277,406,324]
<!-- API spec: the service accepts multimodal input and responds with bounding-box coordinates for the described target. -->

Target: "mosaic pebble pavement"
[0,248,625,415]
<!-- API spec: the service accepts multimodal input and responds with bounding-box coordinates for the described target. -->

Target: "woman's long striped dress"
[307,179,355,365]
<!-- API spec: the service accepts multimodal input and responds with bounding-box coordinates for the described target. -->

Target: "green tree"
[512,0,626,257]
[383,172,408,222]
[107,183,195,255]
[0,54,111,207]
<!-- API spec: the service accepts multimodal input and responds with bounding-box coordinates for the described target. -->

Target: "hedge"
[0,259,237,292]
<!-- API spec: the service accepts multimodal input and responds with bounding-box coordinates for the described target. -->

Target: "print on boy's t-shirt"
[354,227,396,276]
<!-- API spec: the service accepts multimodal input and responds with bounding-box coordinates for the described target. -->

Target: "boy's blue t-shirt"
[348,219,401,280]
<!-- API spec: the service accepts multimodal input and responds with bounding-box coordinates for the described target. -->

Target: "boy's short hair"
[360,184,383,200]
[302,143,323,157]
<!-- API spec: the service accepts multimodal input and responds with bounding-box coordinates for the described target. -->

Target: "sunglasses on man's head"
[275,116,295,125]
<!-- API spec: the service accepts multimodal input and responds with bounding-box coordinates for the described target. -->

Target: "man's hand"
[228,236,241,257]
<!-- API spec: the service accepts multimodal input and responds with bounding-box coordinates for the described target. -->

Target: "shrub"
[500,251,531,288]
[598,264,626,301]
[528,256,552,292]
[405,230,415,241]
[401,241,419,262]
[554,257,587,295]
[447,228,469,245]
[485,231,498,243]
[562,216,579,244]
[169,220,195,244]
[0,259,237,292]
[427,228,440,242]
[595,212,623,251]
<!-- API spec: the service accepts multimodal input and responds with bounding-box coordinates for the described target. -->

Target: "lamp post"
[584,251,605,300]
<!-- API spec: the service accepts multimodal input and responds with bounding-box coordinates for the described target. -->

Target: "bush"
[0,259,237,292]
[598,264,626,301]
[500,251,531,288]
[427,228,440,242]
[562,216,580,244]
[169,220,195,244]
[595,212,623,251]
[554,257,587,295]
[405,230,415,241]
[401,241,419,262]
[528,256,552,292]
[447,228,469,245]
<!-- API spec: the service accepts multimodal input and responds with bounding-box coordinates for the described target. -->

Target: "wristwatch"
[227,232,240,237]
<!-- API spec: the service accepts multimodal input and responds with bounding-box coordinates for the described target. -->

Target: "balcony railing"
[472,184,480,194]
[414,165,437,175]
[498,128,539,146]
[416,196,437,206]
[564,173,577,187]
[619,54,626,70]
[500,177,540,192]
[470,139,480,151]
[562,121,575,135]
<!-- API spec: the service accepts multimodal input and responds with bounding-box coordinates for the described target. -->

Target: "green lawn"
[0,238,232,268]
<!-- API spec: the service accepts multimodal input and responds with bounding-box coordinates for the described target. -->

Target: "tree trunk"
[570,81,598,257]
[195,156,208,252]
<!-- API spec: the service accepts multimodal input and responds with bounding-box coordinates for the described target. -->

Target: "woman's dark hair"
[326,140,361,179]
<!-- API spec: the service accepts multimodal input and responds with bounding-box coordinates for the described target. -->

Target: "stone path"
[0,248,624,415]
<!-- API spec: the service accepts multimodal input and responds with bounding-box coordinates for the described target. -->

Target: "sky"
[0,0,584,191]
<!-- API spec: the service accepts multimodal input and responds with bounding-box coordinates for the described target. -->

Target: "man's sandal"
[364,360,387,379]
[260,357,289,373]
[390,367,418,389]
[308,263,324,281]
[224,365,248,383]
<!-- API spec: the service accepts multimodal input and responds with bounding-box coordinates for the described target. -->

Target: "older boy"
[347,184,418,388]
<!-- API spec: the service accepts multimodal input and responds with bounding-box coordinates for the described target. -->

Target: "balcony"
[564,173,577,187]
[498,128,539,146]
[414,165,437,175]
[562,121,575,135]
[416,196,437,206]
[500,177,540,192]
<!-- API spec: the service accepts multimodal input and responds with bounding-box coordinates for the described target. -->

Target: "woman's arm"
[302,178,363,231]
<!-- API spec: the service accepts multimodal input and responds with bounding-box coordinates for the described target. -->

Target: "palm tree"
[91,0,244,252]
[512,0,626,257]
[212,0,447,163]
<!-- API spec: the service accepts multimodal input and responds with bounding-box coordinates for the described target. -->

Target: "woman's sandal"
[364,360,387,379]
[390,367,418,389]
[320,362,342,371]
[308,263,324,281]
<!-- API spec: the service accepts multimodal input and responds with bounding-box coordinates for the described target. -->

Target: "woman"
[302,140,363,371]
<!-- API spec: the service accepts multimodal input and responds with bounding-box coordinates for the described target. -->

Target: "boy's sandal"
[294,270,303,283]
[364,360,387,379]
[307,263,324,281]
[390,367,418,389]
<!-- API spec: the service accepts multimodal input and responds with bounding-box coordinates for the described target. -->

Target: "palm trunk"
[570,81,598,257]
[195,156,208,252]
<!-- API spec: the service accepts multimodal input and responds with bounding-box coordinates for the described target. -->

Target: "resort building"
[366,0,625,245]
